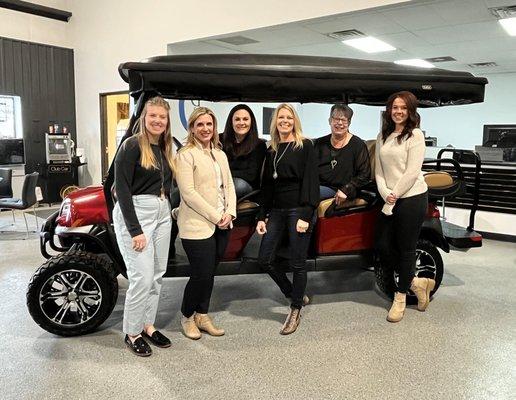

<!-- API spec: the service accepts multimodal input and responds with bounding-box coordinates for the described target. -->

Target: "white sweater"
[375,128,427,214]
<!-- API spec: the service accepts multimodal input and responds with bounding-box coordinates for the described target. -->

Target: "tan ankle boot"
[181,315,201,340]
[410,277,436,311]
[387,292,406,323]
[280,307,301,335]
[194,314,225,336]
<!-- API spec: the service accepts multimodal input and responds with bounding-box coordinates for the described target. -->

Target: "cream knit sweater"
[375,128,428,215]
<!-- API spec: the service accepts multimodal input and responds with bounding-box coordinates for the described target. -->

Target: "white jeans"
[113,195,171,335]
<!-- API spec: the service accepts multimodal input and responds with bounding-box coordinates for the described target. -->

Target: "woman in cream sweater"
[375,91,435,323]
[175,107,236,339]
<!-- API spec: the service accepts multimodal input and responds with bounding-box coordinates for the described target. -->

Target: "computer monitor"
[483,125,516,147]
[0,138,25,165]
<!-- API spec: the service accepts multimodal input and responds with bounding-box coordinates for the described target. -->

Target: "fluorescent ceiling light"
[394,59,435,68]
[499,17,516,36]
[342,37,395,53]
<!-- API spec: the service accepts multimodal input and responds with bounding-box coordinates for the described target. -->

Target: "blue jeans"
[319,185,336,200]
[257,208,314,309]
[234,177,253,199]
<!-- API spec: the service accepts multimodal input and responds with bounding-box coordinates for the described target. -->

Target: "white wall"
[0,0,71,47]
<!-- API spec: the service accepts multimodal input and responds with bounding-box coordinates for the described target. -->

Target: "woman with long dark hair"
[256,103,319,335]
[375,91,434,323]
[222,104,266,198]
[113,96,175,356]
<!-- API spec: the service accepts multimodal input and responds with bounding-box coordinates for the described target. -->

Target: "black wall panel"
[0,36,76,174]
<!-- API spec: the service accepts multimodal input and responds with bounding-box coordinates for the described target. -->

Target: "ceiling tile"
[413,20,508,44]
[381,4,450,30]
[429,0,493,24]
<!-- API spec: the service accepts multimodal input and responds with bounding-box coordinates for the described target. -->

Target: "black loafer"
[142,330,171,348]
[124,335,152,357]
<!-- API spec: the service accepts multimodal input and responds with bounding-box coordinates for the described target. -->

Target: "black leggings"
[375,191,428,293]
[181,228,230,317]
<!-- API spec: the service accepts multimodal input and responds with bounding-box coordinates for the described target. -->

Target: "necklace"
[157,149,165,199]
[329,134,351,170]
[273,142,292,179]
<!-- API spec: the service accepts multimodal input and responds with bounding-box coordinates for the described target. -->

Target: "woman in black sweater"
[113,96,175,356]
[221,104,266,198]
[256,103,319,335]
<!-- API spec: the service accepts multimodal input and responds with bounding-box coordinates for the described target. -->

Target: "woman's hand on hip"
[132,234,147,252]
[256,220,267,235]
[296,219,309,233]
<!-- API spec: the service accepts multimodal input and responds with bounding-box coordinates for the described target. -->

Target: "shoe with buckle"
[142,330,171,348]
[124,334,152,357]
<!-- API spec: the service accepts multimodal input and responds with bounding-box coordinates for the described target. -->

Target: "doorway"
[99,91,130,179]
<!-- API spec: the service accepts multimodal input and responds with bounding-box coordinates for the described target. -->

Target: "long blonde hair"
[183,107,221,149]
[269,103,305,151]
[133,96,175,172]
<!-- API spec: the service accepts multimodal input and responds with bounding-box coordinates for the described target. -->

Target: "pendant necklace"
[273,141,292,179]
[330,134,351,170]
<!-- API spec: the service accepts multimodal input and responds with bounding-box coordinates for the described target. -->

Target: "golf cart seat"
[319,139,378,218]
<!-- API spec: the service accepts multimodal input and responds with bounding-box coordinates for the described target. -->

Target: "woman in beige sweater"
[375,91,435,323]
[175,107,236,339]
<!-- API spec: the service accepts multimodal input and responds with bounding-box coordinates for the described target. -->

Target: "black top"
[224,139,267,190]
[114,136,173,237]
[258,139,319,222]
[315,134,371,200]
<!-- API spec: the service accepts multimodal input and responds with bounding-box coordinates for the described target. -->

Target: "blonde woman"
[175,107,236,340]
[113,96,175,356]
[255,103,319,335]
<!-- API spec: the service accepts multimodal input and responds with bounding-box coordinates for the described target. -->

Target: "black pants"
[375,191,428,293]
[257,208,314,309]
[181,228,230,317]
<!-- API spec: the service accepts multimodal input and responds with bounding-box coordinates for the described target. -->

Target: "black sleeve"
[299,140,320,222]
[114,139,143,237]
[340,140,371,200]
[235,140,267,184]
[257,150,273,221]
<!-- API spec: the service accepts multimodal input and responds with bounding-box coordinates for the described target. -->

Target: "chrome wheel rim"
[39,269,102,326]
[394,249,437,289]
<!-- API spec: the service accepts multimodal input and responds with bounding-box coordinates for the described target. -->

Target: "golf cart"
[27,54,487,336]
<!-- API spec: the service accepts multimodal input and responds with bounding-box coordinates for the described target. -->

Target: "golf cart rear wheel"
[375,239,443,305]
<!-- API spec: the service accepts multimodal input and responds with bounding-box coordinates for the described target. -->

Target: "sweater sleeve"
[114,139,143,237]
[299,140,320,222]
[374,134,392,201]
[175,150,223,225]
[340,140,371,199]
[392,129,426,198]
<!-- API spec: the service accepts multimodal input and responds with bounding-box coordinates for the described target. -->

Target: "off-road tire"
[375,238,444,305]
[27,250,118,336]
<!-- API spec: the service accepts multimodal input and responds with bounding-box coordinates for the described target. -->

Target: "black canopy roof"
[119,54,487,107]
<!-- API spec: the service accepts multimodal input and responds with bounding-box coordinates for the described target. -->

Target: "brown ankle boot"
[181,315,201,340]
[410,277,436,311]
[280,307,301,335]
[194,314,225,336]
[387,292,406,323]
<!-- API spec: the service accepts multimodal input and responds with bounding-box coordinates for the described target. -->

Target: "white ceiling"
[168,0,516,74]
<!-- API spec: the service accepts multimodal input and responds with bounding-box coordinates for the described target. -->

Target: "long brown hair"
[222,104,260,159]
[184,107,221,149]
[133,96,175,172]
[381,91,420,144]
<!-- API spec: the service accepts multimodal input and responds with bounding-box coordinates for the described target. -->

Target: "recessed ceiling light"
[342,37,396,53]
[425,56,456,63]
[499,17,516,36]
[394,59,435,68]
